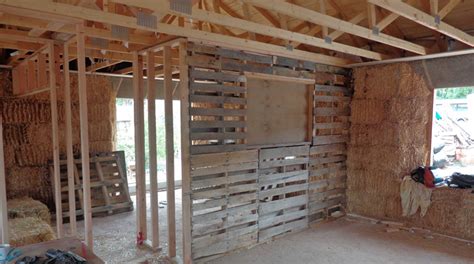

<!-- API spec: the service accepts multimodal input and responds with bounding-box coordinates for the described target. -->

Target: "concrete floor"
[65,194,473,264]
[65,190,182,263]
[210,218,474,264]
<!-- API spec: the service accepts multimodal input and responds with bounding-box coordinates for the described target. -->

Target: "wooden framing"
[164,45,176,257]
[179,40,193,264]
[369,0,474,47]
[133,51,147,245]
[0,116,8,244]
[49,42,63,238]
[146,49,159,250]
[76,23,93,248]
[63,41,77,236]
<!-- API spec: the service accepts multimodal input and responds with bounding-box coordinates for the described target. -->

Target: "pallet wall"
[183,42,351,262]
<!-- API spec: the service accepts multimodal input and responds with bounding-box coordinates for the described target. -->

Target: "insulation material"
[7,197,51,224]
[9,217,56,247]
[348,63,473,240]
[0,70,117,209]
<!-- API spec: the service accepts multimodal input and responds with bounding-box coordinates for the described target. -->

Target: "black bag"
[410,167,426,184]
[447,173,474,189]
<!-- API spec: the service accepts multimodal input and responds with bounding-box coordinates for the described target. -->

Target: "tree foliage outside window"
[436,87,474,99]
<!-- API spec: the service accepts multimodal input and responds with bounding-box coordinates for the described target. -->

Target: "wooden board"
[258,145,310,242]
[16,238,104,264]
[190,150,259,262]
[247,77,311,145]
[50,152,133,219]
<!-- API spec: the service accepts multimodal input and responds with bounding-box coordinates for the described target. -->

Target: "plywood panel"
[247,78,310,145]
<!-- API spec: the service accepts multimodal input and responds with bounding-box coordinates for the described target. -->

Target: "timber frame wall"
[181,42,351,263]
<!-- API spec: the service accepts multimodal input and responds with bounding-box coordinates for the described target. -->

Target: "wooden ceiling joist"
[0,0,350,66]
[369,0,474,47]
[241,0,427,55]
[114,0,386,60]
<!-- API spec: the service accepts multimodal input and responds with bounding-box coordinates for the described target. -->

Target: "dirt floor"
[64,193,473,264]
[210,217,474,264]
[64,189,182,263]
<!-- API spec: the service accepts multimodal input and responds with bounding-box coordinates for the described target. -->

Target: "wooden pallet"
[190,150,259,262]
[309,83,351,222]
[50,151,133,219]
[258,145,310,242]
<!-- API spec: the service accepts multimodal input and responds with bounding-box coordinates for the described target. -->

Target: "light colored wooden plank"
[190,132,246,141]
[260,146,310,160]
[190,120,245,129]
[259,209,308,229]
[179,41,192,264]
[259,157,309,169]
[163,45,177,257]
[310,144,346,155]
[191,150,258,168]
[0,116,8,244]
[190,107,246,117]
[259,196,308,215]
[259,183,308,199]
[133,50,147,244]
[49,43,63,239]
[369,0,474,47]
[313,135,349,145]
[245,72,316,84]
[146,49,159,250]
[63,42,76,237]
[259,170,308,186]
[76,24,93,248]
[259,218,307,241]
[191,161,258,177]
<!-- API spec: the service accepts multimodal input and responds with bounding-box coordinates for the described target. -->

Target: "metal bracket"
[286,44,294,51]
[434,15,441,25]
[372,26,380,35]
[170,0,192,15]
[137,11,157,29]
[324,36,332,44]
[111,25,130,41]
[90,37,109,49]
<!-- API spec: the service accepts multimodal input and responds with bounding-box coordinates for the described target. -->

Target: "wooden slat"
[190,120,246,129]
[0,117,8,243]
[190,82,246,94]
[190,107,246,117]
[313,135,349,145]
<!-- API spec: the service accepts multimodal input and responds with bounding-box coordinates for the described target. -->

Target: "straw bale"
[0,70,12,96]
[387,97,430,124]
[398,64,432,98]
[3,124,28,146]
[8,197,51,224]
[15,144,51,166]
[353,65,399,100]
[9,217,56,247]
[350,99,386,124]
[89,141,114,153]
[89,121,115,141]
[4,145,15,169]
[6,166,52,203]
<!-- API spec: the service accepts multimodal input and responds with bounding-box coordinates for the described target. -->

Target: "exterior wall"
[0,70,117,208]
[348,63,474,240]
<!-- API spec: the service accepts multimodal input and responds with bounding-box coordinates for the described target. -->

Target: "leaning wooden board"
[15,238,104,263]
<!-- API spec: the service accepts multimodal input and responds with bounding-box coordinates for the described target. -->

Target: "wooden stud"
[49,43,63,239]
[146,50,159,249]
[63,42,77,236]
[164,45,176,257]
[179,41,192,264]
[367,3,377,29]
[76,23,93,248]
[133,51,147,244]
[369,0,474,47]
[0,116,8,244]
[319,0,328,38]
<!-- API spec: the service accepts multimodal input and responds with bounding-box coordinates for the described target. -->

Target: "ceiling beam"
[241,0,427,55]
[438,0,463,19]
[0,0,351,66]
[114,0,386,60]
[0,13,158,45]
[369,0,474,47]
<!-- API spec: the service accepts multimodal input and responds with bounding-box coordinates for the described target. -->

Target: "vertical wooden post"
[147,50,159,249]
[49,43,63,238]
[133,51,147,243]
[0,116,8,244]
[164,45,176,257]
[77,24,93,248]
[63,42,77,236]
[179,41,192,264]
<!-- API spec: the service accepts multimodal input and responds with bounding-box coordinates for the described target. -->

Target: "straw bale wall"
[0,69,117,209]
[348,63,474,240]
